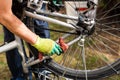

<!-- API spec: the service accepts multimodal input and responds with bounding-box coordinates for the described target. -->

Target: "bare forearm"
[0,13,37,44]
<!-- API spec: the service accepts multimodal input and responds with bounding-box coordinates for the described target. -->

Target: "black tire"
[43,59,120,80]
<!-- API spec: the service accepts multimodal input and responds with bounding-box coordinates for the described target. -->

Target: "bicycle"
[0,0,120,80]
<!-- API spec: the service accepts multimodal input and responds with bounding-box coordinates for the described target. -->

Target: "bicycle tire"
[43,59,120,80]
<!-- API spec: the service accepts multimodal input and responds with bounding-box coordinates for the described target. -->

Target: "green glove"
[32,36,62,56]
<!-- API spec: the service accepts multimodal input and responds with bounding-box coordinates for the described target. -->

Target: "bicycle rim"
[35,0,120,79]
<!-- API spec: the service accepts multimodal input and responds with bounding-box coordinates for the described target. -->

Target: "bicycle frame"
[0,0,98,77]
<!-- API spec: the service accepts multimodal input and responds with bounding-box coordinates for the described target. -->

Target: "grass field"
[0,24,120,80]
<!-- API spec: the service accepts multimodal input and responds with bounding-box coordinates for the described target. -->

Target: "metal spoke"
[96,24,120,31]
[97,2,120,16]
[98,13,120,21]
[100,21,120,25]
[99,2,120,19]
[94,37,119,55]
[96,23,120,38]
[87,37,118,73]
[98,0,112,13]
[98,35,120,47]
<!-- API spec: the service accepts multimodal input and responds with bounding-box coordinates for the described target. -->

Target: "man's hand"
[32,36,63,56]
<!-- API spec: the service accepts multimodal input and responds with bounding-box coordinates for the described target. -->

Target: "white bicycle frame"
[0,0,98,75]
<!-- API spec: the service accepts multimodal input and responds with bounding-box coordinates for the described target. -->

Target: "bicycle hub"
[77,14,95,36]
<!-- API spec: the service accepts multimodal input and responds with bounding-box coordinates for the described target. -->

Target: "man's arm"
[0,0,62,55]
[0,0,37,44]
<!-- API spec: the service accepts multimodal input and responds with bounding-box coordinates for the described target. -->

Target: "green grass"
[0,25,4,43]
[0,25,10,80]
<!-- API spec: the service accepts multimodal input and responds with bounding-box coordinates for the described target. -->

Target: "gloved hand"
[32,36,63,56]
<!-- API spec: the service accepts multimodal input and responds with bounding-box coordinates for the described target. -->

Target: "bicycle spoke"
[99,2,120,19]
[62,46,80,77]
[97,6,120,17]
[87,38,110,65]
[98,35,120,47]
[92,38,119,73]
[94,37,119,56]
[87,38,118,73]
[100,21,120,25]
[96,24,120,38]
[98,0,112,12]
[86,38,100,67]
[97,13,120,21]
[96,22,120,31]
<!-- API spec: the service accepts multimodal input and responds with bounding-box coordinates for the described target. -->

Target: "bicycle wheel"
[26,0,120,80]
[29,0,120,79]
